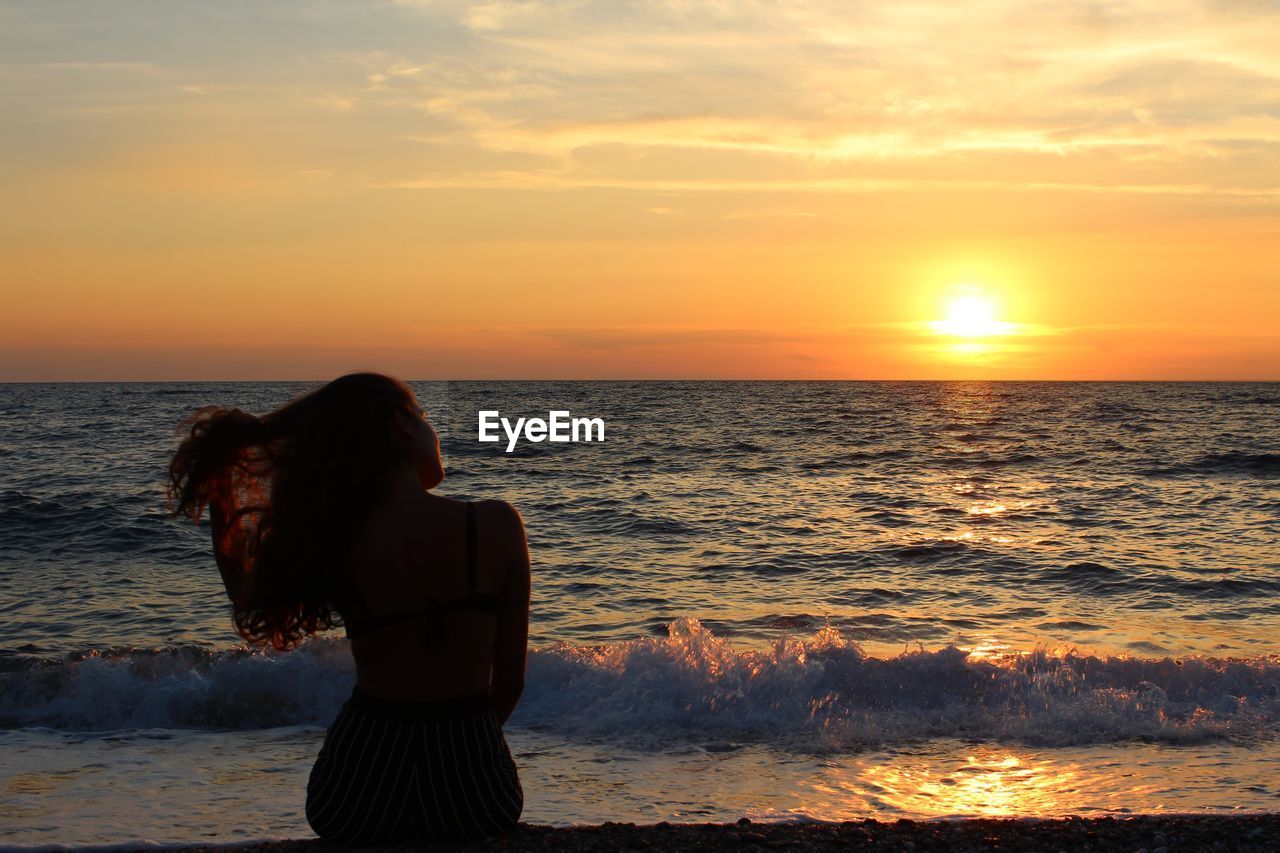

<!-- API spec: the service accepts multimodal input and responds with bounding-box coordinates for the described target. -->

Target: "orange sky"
[1,1,1277,380]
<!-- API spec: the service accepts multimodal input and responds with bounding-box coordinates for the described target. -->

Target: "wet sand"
[184,814,1280,851]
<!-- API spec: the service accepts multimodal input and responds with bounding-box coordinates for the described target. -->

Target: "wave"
[0,490,185,556]
[0,491,123,549]
[0,642,356,731]
[1192,451,1280,475]
[531,621,1278,749]
[1033,563,1280,601]
[3,620,1278,749]
[1148,451,1280,477]
[565,508,697,537]
[870,540,1029,574]
[971,452,1041,468]
[801,449,912,470]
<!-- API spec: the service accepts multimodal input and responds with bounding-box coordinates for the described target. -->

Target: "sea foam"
[3,619,1277,749]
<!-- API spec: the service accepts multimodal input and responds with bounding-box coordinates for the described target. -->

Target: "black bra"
[342,501,502,645]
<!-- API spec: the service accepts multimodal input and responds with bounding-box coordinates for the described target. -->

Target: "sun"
[929,288,1015,337]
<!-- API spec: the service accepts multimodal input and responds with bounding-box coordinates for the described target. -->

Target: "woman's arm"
[489,501,530,726]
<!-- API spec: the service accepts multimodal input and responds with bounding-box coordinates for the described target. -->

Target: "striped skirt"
[305,686,523,844]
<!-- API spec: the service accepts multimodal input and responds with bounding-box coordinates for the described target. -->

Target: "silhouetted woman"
[168,372,528,844]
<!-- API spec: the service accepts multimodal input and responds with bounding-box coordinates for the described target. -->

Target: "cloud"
[337,0,1280,196]
[3,0,1279,201]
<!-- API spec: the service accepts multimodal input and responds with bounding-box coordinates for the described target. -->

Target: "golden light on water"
[960,638,1017,661]
[836,748,1088,818]
[906,754,1058,817]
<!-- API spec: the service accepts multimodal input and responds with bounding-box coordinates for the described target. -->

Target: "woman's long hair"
[168,372,420,650]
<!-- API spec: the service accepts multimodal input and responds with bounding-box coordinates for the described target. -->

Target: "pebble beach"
[184,815,1280,852]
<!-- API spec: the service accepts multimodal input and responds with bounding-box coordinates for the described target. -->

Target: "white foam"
[516,618,1280,748]
[1,637,354,730]
[4,619,1278,747]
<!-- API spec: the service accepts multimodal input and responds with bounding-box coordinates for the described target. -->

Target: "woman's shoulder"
[472,497,522,519]
[426,494,524,535]
[472,498,525,542]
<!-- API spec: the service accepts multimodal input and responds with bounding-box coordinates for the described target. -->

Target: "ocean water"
[2,381,1279,845]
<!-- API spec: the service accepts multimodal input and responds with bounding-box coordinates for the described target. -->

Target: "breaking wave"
[3,620,1278,750]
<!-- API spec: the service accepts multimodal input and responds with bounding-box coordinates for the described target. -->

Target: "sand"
[178,814,1280,851]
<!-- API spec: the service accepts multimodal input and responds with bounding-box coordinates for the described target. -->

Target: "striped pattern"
[305,691,523,844]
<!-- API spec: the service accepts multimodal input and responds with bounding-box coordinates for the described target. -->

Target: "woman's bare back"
[345,492,528,705]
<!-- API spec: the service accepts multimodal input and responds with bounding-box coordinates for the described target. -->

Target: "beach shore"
[184,814,1280,851]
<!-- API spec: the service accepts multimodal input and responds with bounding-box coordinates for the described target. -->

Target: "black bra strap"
[466,501,477,593]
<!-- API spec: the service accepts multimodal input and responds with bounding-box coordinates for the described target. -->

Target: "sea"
[2,381,1279,847]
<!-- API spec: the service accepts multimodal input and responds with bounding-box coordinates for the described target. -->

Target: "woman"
[168,372,529,844]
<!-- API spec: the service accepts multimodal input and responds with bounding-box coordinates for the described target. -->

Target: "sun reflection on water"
[962,638,1016,660]
[869,752,1076,817]
[806,747,1096,820]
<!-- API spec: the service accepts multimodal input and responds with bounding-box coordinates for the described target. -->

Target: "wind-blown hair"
[168,372,420,650]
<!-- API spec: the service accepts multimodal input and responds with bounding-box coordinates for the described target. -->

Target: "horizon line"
[2,377,1277,384]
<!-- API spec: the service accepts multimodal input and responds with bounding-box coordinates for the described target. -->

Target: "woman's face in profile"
[397,401,445,489]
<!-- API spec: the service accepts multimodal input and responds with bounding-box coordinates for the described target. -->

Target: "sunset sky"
[2,0,1277,380]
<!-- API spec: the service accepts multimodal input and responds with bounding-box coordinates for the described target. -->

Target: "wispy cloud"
[3,1,1276,379]
[4,0,1278,199]
[350,0,1280,195]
